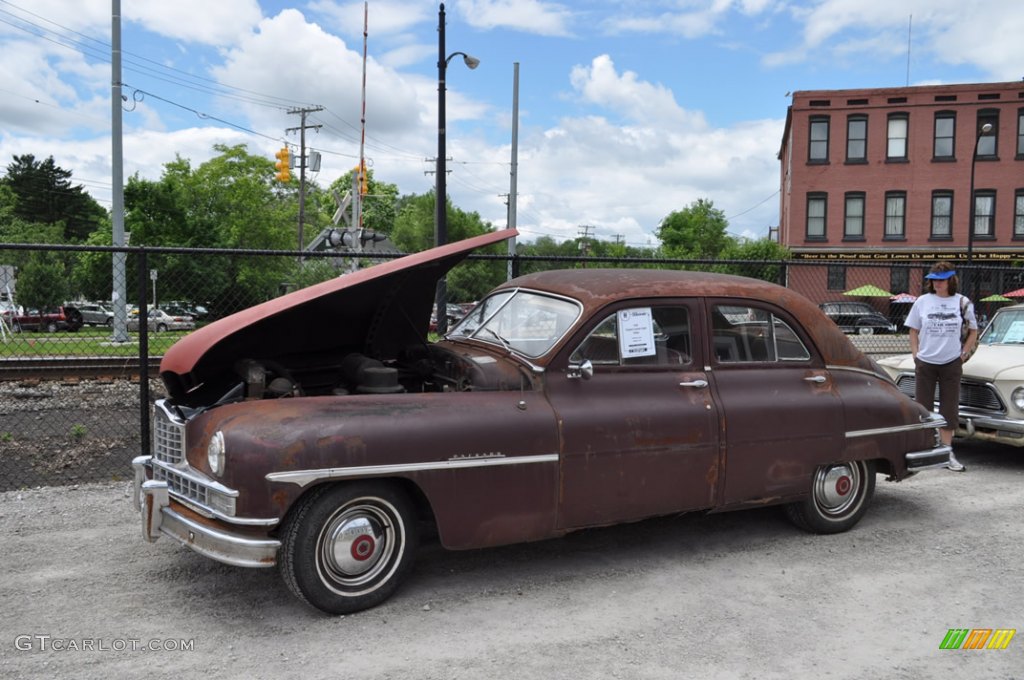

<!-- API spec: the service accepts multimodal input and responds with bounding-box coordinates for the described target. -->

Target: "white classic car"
[878,302,1024,447]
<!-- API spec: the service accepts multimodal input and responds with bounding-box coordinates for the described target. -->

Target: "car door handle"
[804,375,827,384]
[679,379,708,388]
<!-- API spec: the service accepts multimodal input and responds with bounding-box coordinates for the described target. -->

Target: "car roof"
[495,269,873,370]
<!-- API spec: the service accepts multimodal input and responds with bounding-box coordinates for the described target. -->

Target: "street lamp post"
[966,122,993,301]
[435,2,478,335]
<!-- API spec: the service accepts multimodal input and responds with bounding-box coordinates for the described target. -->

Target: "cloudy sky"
[2,0,1022,247]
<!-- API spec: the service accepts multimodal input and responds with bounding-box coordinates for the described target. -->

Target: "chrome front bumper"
[905,444,953,471]
[960,412,1024,446]
[132,456,280,568]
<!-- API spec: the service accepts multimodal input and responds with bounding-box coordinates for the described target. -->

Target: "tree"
[391,192,504,301]
[319,168,400,237]
[13,252,68,311]
[656,199,729,260]
[120,144,301,313]
[1,154,107,242]
[719,238,792,283]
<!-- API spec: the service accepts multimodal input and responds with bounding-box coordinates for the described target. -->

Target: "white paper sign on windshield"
[618,308,656,358]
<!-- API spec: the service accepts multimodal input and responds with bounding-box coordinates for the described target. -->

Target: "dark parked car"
[818,301,897,335]
[134,231,949,615]
[5,305,83,332]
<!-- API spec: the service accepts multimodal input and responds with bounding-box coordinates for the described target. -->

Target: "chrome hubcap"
[319,503,395,588]
[813,463,861,516]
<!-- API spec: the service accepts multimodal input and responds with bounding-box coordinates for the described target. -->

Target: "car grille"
[894,375,1005,413]
[152,465,213,507]
[152,403,185,465]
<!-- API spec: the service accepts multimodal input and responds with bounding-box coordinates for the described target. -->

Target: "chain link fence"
[2,242,1021,490]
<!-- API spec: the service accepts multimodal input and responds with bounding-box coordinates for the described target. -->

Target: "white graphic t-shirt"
[904,293,977,364]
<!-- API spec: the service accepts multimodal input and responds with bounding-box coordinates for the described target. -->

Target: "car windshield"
[980,308,1024,344]
[448,289,581,358]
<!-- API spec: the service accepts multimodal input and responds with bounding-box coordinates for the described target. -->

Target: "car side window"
[711,304,810,363]
[570,306,692,367]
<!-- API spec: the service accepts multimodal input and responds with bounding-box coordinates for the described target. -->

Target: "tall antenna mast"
[358,1,369,232]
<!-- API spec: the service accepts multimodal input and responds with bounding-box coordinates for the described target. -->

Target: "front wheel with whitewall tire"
[278,482,419,615]
[785,460,876,534]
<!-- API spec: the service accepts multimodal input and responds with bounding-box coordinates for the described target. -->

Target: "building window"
[890,267,909,295]
[1017,109,1024,157]
[844,193,865,239]
[846,116,867,162]
[827,265,846,291]
[884,192,906,239]
[977,110,999,157]
[933,112,955,159]
[930,191,953,239]
[809,117,829,162]
[1015,190,1024,239]
[973,190,996,238]
[806,193,827,240]
[887,113,908,160]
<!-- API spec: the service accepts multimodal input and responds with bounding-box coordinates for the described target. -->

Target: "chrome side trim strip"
[847,413,946,439]
[825,364,890,379]
[266,453,560,487]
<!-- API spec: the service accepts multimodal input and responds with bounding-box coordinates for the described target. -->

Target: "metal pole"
[967,122,992,301]
[507,62,519,282]
[110,0,129,343]
[434,2,448,334]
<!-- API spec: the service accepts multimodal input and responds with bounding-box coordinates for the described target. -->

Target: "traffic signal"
[274,147,291,182]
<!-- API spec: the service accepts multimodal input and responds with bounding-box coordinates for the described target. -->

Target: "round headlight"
[207,431,226,475]
[1012,387,1024,411]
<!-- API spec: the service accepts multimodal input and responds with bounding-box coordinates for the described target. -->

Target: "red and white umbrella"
[889,293,917,303]
[1003,288,1024,298]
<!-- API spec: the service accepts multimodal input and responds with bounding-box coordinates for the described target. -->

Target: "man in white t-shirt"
[904,262,977,471]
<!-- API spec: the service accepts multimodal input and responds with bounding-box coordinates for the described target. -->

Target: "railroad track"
[0,356,161,381]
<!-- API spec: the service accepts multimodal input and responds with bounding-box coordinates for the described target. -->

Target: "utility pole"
[286,106,323,251]
[578,225,594,260]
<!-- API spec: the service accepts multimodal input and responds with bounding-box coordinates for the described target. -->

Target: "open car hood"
[160,230,516,404]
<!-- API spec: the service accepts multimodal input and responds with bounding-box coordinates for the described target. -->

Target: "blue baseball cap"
[925,270,956,280]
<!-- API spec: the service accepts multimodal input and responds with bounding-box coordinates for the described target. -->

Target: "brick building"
[778,80,1024,305]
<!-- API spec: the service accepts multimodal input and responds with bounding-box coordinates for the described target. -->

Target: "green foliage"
[321,169,400,237]
[14,252,69,310]
[1,154,107,242]
[718,238,792,282]
[390,192,504,301]
[69,424,87,441]
[656,198,730,260]
[122,144,301,313]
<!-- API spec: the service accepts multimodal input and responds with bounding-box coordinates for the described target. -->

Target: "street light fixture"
[435,2,478,335]
[966,121,994,300]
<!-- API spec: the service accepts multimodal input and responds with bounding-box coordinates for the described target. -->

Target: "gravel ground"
[0,439,1021,679]
[0,379,162,490]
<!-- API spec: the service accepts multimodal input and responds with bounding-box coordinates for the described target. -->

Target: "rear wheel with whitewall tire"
[785,460,876,534]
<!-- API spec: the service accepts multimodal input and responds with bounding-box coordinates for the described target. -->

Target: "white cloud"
[766,0,1024,80]
[455,0,574,37]
[609,0,780,38]
[126,0,263,46]
[308,0,431,38]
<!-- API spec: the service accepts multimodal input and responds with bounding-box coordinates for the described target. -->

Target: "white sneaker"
[947,452,966,472]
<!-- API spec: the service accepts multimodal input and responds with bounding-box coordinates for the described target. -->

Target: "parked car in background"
[76,302,115,327]
[818,301,898,335]
[5,305,83,333]
[128,308,195,332]
[878,301,1024,447]
[132,231,949,616]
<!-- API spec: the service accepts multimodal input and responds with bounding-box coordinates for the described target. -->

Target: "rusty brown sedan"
[133,230,950,614]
